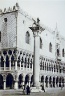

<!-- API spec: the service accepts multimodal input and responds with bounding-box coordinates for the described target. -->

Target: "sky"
[0,0,65,37]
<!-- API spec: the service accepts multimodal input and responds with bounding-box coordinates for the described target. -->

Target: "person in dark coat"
[41,85,45,92]
[26,85,30,95]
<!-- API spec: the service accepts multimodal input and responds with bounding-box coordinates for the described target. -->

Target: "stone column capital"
[3,74,6,81]
[3,57,6,62]
[9,56,11,61]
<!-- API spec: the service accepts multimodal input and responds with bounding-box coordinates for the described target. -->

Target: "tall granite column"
[33,33,40,88]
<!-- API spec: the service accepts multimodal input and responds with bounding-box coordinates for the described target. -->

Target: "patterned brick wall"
[1,12,16,49]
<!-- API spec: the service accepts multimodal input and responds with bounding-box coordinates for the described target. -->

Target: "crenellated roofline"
[0,3,19,15]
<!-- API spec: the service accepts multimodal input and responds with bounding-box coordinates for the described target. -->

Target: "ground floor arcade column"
[3,80,6,90]
[3,75,6,90]
[14,72,18,89]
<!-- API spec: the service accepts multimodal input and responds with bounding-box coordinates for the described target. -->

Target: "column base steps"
[31,87,43,92]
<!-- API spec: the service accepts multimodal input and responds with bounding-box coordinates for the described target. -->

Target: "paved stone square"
[0,89,65,96]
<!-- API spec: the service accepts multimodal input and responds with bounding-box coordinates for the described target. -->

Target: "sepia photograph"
[0,0,65,96]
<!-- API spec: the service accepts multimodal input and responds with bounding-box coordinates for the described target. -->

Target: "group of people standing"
[22,84,45,95]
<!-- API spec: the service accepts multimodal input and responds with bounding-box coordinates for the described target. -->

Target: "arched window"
[62,49,64,57]
[26,31,30,44]
[54,65,55,72]
[43,62,44,70]
[40,60,42,70]
[49,42,52,52]
[47,63,48,71]
[40,38,42,49]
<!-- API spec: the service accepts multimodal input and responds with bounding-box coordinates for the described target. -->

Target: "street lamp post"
[29,18,45,88]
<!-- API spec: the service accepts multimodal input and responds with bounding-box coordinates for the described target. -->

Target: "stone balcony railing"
[0,66,33,71]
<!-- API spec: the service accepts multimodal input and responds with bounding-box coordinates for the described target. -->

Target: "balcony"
[0,66,33,71]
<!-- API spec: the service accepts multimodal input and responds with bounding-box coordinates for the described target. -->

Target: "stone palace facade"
[0,3,65,91]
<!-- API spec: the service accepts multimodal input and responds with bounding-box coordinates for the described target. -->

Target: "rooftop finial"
[37,18,40,24]
[16,2,19,8]
[8,7,12,12]
[15,2,20,10]
[55,22,59,38]
[4,8,6,12]
[13,3,19,11]
[13,6,16,11]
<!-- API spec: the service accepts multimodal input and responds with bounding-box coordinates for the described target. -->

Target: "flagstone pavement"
[0,88,65,96]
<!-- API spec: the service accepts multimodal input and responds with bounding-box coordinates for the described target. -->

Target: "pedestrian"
[42,85,45,92]
[23,85,27,95]
[61,84,63,90]
[26,85,30,95]
[23,85,25,94]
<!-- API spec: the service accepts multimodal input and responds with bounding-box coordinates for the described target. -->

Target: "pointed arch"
[24,58,27,68]
[18,74,23,88]
[27,58,29,68]
[6,55,9,67]
[21,57,24,67]
[59,77,62,87]
[25,74,30,85]
[6,74,14,89]
[1,56,4,67]
[11,55,14,66]
[62,48,64,57]
[56,76,59,87]
[53,77,55,87]
[49,76,52,87]
[45,76,48,87]
[0,74,3,89]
